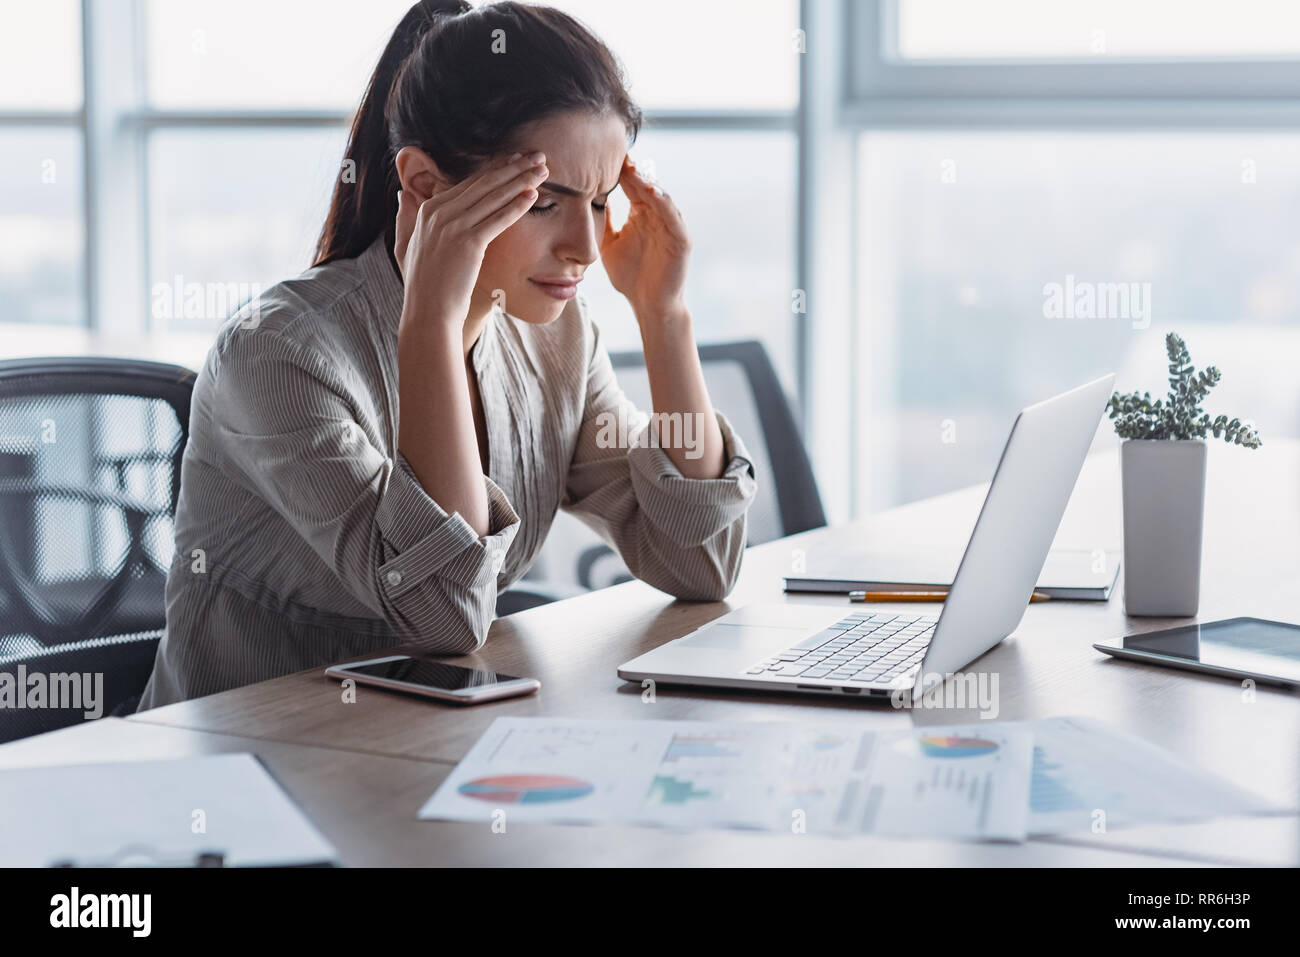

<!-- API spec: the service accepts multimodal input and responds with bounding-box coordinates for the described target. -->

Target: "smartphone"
[324,655,540,704]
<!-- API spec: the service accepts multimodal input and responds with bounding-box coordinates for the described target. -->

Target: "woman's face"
[474,110,628,325]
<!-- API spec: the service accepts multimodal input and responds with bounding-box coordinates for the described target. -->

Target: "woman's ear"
[395,146,449,201]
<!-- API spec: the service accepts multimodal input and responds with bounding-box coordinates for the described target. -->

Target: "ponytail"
[313,0,470,267]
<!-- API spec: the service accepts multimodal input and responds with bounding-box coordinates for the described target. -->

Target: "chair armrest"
[0,479,155,519]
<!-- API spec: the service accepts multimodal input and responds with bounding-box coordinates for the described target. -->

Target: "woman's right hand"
[394,150,549,332]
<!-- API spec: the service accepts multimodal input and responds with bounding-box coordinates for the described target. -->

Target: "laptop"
[618,373,1116,701]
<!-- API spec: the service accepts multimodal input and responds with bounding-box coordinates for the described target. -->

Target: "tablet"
[1094,617,1300,688]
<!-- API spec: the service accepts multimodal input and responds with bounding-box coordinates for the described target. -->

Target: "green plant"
[1106,332,1262,448]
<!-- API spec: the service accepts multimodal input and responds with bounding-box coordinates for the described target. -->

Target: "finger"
[472,185,539,243]
[637,170,671,206]
[626,166,685,239]
[464,163,549,227]
[409,151,532,226]
[394,187,417,269]
[620,159,654,203]
[443,151,546,218]
[618,175,669,238]
[623,158,668,207]
[654,187,688,236]
[601,208,618,249]
[421,150,520,207]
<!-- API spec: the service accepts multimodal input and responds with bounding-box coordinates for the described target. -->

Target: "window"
[137,0,798,378]
[896,0,1300,61]
[147,128,345,333]
[0,0,82,108]
[574,130,797,390]
[2,0,799,399]
[542,1,801,389]
[843,1,1300,514]
[852,0,1300,108]
[145,0,413,109]
[549,0,798,109]
[0,0,84,327]
[856,131,1300,510]
[0,130,84,327]
[15,0,1299,527]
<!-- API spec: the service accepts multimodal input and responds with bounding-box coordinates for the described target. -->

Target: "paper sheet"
[1021,715,1283,836]
[419,718,1034,841]
[0,753,339,867]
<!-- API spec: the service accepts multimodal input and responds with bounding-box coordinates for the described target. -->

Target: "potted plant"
[1107,332,1261,616]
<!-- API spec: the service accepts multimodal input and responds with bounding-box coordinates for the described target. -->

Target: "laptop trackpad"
[678,623,798,653]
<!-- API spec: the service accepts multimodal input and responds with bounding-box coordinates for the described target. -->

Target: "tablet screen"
[1120,617,1300,683]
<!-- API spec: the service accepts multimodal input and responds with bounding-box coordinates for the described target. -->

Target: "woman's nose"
[557,210,600,265]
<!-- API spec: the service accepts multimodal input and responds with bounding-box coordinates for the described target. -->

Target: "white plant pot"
[1120,439,1207,617]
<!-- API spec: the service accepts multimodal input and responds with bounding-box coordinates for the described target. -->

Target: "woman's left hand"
[600,155,692,324]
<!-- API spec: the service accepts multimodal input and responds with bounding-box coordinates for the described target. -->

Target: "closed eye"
[528,201,609,216]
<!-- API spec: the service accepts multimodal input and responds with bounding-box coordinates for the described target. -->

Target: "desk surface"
[0,718,1218,867]
[6,439,1299,865]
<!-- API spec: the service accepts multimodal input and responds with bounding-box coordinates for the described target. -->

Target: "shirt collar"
[357,233,405,335]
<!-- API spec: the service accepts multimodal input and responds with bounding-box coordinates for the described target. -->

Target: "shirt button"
[489,550,504,574]
[385,570,403,588]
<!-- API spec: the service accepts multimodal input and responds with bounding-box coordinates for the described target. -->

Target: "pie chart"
[458,774,594,804]
[917,736,999,758]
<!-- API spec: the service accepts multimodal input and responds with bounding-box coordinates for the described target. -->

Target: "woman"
[137,0,756,710]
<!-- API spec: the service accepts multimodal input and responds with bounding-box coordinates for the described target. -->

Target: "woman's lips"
[529,278,579,300]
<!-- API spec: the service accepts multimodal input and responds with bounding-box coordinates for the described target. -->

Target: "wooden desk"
[8,439,1298,865]
[0,718,1213,867]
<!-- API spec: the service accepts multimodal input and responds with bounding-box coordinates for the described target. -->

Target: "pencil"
[848,590,1052,603]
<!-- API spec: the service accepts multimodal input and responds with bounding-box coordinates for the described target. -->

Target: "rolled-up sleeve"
[563,323,757,601]
[214,329,520,654]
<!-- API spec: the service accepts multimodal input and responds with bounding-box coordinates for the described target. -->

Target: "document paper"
[0,753,340,867]
[419,717,1034,841]
[1022,715,1283,836]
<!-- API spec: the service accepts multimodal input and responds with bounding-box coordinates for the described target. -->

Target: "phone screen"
[344,658,524,691]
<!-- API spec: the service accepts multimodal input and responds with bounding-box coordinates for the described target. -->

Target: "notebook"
[783,545,1120,600]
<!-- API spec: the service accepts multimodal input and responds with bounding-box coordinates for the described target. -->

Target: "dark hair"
[314,0,643,266]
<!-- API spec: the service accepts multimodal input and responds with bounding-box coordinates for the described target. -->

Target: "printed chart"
[419,716,1277,841]
[419,718,1034,840]
[457,775,594,805]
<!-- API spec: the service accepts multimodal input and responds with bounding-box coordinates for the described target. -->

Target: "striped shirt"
[137,235,756,710]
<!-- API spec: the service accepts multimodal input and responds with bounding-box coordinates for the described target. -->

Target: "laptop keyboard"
[744,612,937,685]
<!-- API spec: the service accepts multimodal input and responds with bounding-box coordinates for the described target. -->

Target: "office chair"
[0,357,193,742]
[497,340,825,613]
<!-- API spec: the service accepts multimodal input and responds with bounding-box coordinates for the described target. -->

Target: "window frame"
[846,0,1300,128]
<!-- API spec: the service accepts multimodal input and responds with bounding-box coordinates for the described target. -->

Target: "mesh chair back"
[0,632,165,741]
[0,357,193,739]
